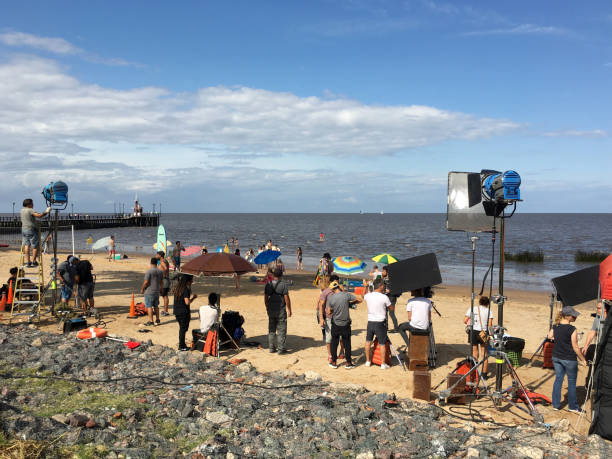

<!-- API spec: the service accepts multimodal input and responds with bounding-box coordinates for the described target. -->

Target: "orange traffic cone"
[7,280,13,305]
[0,292,6,319]
[127,292,137,319]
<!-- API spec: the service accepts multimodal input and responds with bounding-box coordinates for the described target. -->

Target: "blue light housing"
[483,170,521,202]
[42,181,69,206]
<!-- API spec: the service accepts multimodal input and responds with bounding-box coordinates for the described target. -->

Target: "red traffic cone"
[0,292,6,318]
[127,292,137,319]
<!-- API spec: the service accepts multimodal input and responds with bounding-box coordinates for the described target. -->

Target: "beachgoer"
[156,251,171,316]
[326,281,362,369]
[75,258,95,314]
[265,267,274,283]
[582,302,603,387]
[396,288,433,350]
[296,247,303,271]
[201,245,208,255]
[547,306,587,412]
[319,253,332,289]
[264,267,292,354]
[172,241,185,271]
[198,292,219,335]
[369,265,381,281]
[317,274,344,363]
[276,258,285,274]
[20,199,51,267]
[463,296,494,377]
[107,235,116,261]
[235,238,239,249]
[173,274,197,351]
[0,267,19,299]
[235,248,240,257]
[364,278,392,369]
[42,233,52,255]
[141,257,163,326]
[266,240,272,250]
[57,256,78,307]
[319,232,324,242]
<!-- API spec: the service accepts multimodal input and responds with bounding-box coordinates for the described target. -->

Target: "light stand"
[527,293,556,365]
[468,236,479,357]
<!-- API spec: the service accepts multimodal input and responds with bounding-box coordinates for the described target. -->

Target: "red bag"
[371,338,391,366]
[204,329,218,357]
[134,302,147,316]
[543,340,554,369]
[455,358,479,392]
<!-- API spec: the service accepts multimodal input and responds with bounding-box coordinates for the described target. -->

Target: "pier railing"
[0,214,160,235]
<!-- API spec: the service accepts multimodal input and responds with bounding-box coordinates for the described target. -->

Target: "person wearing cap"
[317,274,345,363]
[547,306,588,413]
[57,255,78,307]
[325,280,362,369]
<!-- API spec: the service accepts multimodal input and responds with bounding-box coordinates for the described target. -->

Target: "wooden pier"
[0,214,160,234]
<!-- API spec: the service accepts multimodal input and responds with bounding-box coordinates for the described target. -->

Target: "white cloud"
[0,31,140,67]
[0,31,80,54]
[542,129,607,138]
[463,24,570,37]
[0,54,520,161]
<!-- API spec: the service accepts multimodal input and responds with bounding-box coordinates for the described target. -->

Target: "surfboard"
[157,225,167,254]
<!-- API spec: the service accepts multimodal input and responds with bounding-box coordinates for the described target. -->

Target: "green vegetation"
[575,251,609,263]
[1,366,146,418]
[504,250,544,263]
[157,419,181,440]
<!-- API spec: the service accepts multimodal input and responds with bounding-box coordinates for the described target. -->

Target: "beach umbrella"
[332,256,366,276]
[182,245,202,257]
[253,249,282,265]
[216,245,224,253]
[92,236,111,251]
[181,253,256,276]
[372,253,398,265]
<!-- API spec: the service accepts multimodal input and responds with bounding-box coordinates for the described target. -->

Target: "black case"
[62,317,87,334]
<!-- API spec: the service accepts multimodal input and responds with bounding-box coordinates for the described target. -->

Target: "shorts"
[144,294,160,310]
[78,282,94,300]
[61,285,73,301]
[173,256,180,266]
[22,229,39,247]
[366,321,388,345]
[161,287,170,297]
[468,329,487,346]
[316,310,333,344]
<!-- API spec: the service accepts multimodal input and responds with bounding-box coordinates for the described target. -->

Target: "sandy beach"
[0,247,600,435]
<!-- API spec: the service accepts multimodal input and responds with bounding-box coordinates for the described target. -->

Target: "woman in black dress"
[173,274,197,351]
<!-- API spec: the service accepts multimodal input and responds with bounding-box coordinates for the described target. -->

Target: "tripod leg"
[502,353,543,423]
[527,338,547,365]
[221,324,240,350]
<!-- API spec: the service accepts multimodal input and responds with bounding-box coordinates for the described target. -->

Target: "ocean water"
[2,213,611,291]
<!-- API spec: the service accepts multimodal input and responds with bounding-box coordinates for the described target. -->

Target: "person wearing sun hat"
[547,306,588,413]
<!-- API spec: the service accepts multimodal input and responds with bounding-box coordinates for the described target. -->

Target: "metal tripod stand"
[438,347,544,423]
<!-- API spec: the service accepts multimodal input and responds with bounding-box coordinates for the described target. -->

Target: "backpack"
[266,281,285,311]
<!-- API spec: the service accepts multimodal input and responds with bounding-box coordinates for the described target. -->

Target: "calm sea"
[2,213,611,291]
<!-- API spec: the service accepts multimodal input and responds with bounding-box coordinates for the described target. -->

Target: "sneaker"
[156,319,161,324]
[31,261,38,267]
[144,321,154,326]
[381,364,390,370]
[569,408,585,414]
[269,348,277,353]
[26,262,33,268]
[329,362,338,369]
[161,311,169,316]
[178,347,190,352]
[345,364,355,369]
[552,407,560,411]
[277,349,287,355]
[365,361,372,367]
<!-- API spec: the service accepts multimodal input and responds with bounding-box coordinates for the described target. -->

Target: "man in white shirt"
[198,292,219,334]
[364,278,392,369]
[398,288,433,347]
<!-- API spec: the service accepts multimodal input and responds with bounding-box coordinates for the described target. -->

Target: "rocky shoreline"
[0,324,609,458]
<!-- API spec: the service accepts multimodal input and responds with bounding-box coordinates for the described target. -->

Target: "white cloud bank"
[0,54,519,162]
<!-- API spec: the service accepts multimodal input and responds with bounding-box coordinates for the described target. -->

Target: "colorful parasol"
[332,256,366,276]
[253,249,282,265]
[372,253,398,265]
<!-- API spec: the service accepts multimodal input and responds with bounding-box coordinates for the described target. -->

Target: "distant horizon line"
[3,211,612,215]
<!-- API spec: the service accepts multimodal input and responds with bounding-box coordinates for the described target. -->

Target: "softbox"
[446,172,500,233]
[387,253,442,296]
[600,254,612,301]
[552,266,599,307]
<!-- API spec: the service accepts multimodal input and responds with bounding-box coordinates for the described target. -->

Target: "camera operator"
[397,288,433,348]
[464,296,494,378]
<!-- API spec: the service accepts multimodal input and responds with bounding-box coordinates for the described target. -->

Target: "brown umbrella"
[180,253,256,276]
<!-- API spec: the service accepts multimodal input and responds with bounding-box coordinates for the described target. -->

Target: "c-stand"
[527,293,556,366]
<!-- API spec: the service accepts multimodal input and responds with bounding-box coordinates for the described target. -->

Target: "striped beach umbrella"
[372,253,398,265]
[332,256,366,276]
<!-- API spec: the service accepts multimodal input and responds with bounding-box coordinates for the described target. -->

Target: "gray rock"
[68,413,90,427]
[31,337,43,347]
[205,411,231,424]
[51,414,69,424]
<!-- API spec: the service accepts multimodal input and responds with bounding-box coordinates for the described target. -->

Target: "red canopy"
[601,253,612,300]
[181,253,256,276]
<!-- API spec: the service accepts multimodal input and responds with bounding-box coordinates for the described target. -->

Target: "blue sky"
[1,0,611,213]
